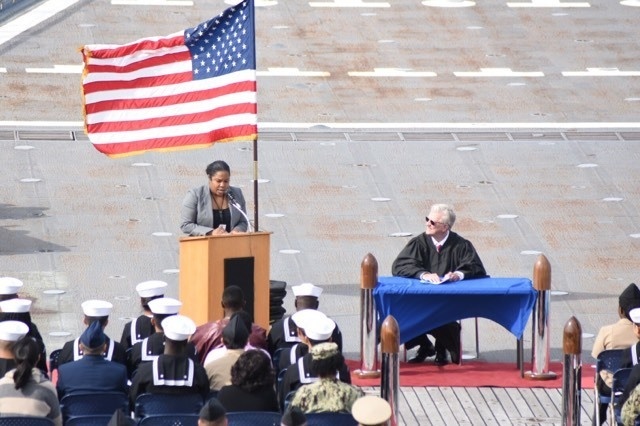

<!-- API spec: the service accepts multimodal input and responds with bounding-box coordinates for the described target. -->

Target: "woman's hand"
[211,226,226,235]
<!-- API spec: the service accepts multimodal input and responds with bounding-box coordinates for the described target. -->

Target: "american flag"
[80,0,257,158]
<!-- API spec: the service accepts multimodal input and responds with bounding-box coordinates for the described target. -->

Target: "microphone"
[227,192,254,232]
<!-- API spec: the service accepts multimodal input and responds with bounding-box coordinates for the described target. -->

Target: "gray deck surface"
[1,0,640,424]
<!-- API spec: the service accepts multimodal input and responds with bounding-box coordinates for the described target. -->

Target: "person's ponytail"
[12,337,38,390]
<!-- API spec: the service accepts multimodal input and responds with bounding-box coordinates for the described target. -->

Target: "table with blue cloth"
[373,276,537,370]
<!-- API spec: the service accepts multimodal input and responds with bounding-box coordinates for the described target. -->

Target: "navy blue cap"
[79,320,106,349]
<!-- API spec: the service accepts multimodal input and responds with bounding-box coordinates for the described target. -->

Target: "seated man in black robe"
[392,203,487,365]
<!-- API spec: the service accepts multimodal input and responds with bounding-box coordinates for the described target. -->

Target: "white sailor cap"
[0,298,32,313]
[306,316,335,341]
[291,309,327,329]
[81,299,113,317]
[0,277,23,295]
[0,320,29,342]
[351,396,392,425]
[148,297,182,315]
[292,282,322,298]
[630,307,640,324]
[292,310,335,341]
[136,280,168,298]
[161,314,196,341]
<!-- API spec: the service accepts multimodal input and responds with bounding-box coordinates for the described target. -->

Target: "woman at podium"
[180,160,248,236]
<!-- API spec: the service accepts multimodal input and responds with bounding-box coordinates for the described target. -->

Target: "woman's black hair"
[12,336,39,390]
[310,350,344,378]
[206,161,231,178]
[230,349,274,392]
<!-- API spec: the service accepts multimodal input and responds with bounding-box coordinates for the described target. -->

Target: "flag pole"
[250,0,259,232]
[253,140,258,232]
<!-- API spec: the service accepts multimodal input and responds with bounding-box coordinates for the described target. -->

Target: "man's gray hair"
[429,204,456,227]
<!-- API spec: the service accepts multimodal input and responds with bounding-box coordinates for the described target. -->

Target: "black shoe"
[407,343,436,363]
[434,351,449,366]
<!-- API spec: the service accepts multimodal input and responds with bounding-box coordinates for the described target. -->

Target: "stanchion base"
[523,370,557,380]
[354,369,381,379]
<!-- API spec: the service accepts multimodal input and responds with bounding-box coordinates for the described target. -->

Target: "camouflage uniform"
[289,377,363,414]
[621,385,640,426]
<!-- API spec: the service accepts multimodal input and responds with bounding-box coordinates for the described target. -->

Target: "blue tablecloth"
[373,276,537,344]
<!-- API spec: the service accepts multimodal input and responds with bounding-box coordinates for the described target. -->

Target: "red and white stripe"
[81,33,257,157]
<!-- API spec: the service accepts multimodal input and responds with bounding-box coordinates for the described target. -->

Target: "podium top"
[179,231,272,242]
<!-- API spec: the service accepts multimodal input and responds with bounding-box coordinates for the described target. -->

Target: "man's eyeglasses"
[426,217,446,227]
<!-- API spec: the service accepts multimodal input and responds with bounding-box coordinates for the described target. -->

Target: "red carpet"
[347,359,594,389]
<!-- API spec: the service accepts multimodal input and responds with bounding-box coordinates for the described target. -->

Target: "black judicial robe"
[392,231,486,279]
[128,354,209,408]
[120,315,154,350]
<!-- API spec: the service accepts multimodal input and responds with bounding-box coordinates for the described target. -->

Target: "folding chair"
[593,348,624,425]
[305,412,358,426]
[0,417,54,426]
[225,411,282,426]
[133,393,204,419]
[282,390,296,413]
[60,391,129,423]
[611,367,633,425]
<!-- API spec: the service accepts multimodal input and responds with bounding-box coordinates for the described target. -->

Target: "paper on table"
[420,275,450,285]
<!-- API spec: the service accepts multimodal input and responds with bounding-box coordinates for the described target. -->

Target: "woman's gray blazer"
[180,184,248,236]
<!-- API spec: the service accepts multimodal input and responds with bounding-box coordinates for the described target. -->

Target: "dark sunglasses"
[426,217,445,227]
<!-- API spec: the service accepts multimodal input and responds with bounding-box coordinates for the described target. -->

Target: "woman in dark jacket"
[217,349,279,412]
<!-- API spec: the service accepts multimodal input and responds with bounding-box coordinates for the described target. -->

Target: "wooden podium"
[178,231,271,330]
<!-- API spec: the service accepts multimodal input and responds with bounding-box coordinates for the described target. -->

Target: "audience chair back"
[0,418,54,426]
[63,414,117,426]
[282,390,296,413]
[612,367,633,425]
[134,393,204,419]
[594,349,624,425]
[136,414,199,425]
[60,391,128,422]
[305,412,358,426]
[225,411,282,426]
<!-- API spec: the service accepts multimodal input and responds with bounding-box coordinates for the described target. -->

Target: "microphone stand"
[228,193,254,232]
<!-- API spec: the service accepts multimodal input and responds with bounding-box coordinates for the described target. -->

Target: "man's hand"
[420,273,441,283]
[444,272,461,282]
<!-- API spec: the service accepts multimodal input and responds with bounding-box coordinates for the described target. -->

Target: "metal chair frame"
[593,348,624,425]
[611,367,633,426]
